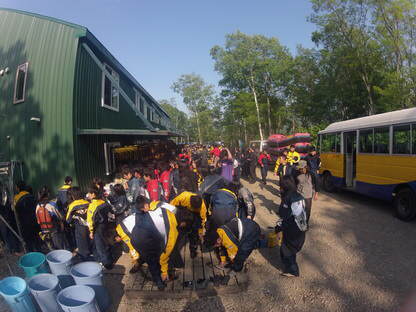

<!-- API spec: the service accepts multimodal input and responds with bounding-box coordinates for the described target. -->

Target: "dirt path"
[1,170,415,312]
[115,171,416,312]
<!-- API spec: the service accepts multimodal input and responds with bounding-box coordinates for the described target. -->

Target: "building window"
[374,127,390,154]
[134,89,140,112]
[13,63,29,104]
[101,64,119,111]
[146,106,151,121]
[393,125,411,154]
[139,97,145,114]
[359,129,374,153]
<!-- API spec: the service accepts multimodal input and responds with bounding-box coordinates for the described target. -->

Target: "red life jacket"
[147,179,161,202]
[36,204,54,230]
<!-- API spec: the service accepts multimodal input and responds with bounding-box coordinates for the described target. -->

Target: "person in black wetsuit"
[275,176,307,277]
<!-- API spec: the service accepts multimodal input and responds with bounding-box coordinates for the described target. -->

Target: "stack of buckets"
[0,250,110,312]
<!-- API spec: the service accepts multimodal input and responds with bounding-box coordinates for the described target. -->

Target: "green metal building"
[0,8,177,190]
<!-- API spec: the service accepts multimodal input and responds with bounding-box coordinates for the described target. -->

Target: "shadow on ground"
[244,171,416,312]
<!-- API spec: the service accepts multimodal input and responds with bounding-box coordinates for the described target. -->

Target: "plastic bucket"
[70,262,110,311]
[0,276,36,312]
[28,273,61,312]
[57,285,100,312]
[19,252,49,278]
[46,250,74,288]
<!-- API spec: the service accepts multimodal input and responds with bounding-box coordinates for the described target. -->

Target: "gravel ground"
[1,170,416,312]
[115,171,416,312]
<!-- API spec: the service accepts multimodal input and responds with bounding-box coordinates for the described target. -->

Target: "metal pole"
[10,161,26,253]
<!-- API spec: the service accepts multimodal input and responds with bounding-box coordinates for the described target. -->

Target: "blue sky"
[0,0,316,111]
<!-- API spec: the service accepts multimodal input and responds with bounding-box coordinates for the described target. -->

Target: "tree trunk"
[243,118,248,144]
[361,73,375,115]
[250,76,264,141]
[292,117,295,134]
[195,112,202,144]
[277,113,281,133]
[266,96,272,136]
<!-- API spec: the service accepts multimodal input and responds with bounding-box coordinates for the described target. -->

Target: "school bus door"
[344,131,357,187]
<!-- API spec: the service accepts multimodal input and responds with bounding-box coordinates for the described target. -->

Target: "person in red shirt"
[143,168,160,201]
[159,162,172,201]
[258,150,271,184]
[210,145,221,167]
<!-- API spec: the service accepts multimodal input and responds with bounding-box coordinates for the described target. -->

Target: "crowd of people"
[0,142,320,289]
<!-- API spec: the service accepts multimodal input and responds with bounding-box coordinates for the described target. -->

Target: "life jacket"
[288,151,300,165]
[36,202,55,231]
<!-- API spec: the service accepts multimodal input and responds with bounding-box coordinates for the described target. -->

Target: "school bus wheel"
[394,188,416,222]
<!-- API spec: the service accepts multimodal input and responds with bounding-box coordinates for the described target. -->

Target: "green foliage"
[159,98,189,135]
[167,1,416,147]
[171,74,215,143]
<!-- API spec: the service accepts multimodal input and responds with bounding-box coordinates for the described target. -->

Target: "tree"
[171,74,215,144]
[370,0,416,108]
[310,0,385,115]
[159,98,190,138]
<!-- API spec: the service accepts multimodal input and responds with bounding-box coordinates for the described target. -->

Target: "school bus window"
[393,125,410,154]
[412,125,416,154]
[374,127,389,154]
[321,134,335,152]
[359,129,373,153]
[334,134,340,152]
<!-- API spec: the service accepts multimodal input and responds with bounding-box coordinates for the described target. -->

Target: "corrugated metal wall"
[0,9,82,191]
[72,40,152,187]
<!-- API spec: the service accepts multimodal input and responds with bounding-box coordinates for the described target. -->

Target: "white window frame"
[13,62,29,104]
[101,64,119,112]
[134,89,141,114]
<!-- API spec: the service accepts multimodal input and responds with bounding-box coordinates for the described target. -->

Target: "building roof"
[0,7,86,32]
[319,108,416,134]
[77,128,182,137]
[0,7,170,119]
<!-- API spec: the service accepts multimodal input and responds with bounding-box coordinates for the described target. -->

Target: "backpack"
[36,203,55,231]
[290,199,308,232]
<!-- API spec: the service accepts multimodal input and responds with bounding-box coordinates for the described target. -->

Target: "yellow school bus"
[318,108,416,221]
